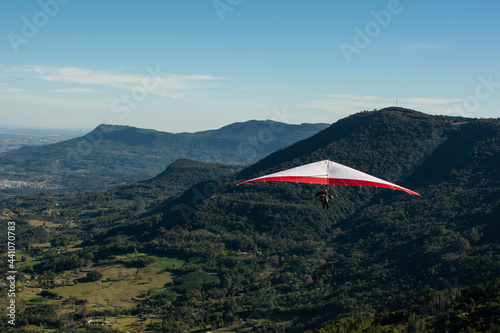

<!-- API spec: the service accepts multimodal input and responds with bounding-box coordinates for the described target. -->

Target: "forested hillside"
[1,108,498,332]
[312,278,500,332]
[163,107,499,329]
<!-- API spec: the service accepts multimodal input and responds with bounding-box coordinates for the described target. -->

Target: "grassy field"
[100,313,165,332]
[51,264,173,308]
[0,262,175,332]
[27,218,78,228]
[0,232,185,331]
[27,219,59,228]
[149,254,185,269]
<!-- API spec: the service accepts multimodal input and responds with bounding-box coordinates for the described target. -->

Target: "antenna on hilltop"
[396,92,398,107]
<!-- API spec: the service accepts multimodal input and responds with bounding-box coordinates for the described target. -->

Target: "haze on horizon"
[1,1,499,133]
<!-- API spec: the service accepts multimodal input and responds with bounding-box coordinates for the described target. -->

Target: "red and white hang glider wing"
[237,159,420,196]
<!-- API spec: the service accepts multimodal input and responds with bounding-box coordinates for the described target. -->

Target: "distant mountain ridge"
[0,120,328,195]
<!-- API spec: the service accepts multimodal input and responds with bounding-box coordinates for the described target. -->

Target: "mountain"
[2,107,499,332]
[151,107,499,329]
[0,120,328,196]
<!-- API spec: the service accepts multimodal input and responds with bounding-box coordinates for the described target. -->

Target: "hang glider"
[238,159,420,196]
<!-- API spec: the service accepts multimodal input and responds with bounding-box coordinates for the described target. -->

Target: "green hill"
[156,107,499,329]
[0,159,238,235]
[0,120,328,196]
[1,107,499,332]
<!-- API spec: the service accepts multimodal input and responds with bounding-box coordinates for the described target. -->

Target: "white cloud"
[303,94,464,116]
[327,94,380,101]
[3,65,224,99]
[50,88,104,93]
[302,94,393,115]
[400,97,465,116]
[401,97,461,105]
[0,88,26,93]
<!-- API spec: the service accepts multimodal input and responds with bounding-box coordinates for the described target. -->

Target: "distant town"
[0,127,86,153]
[0,128,83,191]
[0,179,60,190]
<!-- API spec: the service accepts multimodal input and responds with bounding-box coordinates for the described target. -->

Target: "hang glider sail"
[238,159,420,196]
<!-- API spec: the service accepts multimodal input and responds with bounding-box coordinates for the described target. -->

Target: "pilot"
[315,186,333,209]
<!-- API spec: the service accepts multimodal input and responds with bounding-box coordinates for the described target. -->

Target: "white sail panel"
[238,159,420,196]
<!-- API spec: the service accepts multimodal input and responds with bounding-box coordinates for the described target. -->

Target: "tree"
[87,270,103,282]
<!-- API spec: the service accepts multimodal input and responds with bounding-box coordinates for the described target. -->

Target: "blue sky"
[1,0,499,132]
